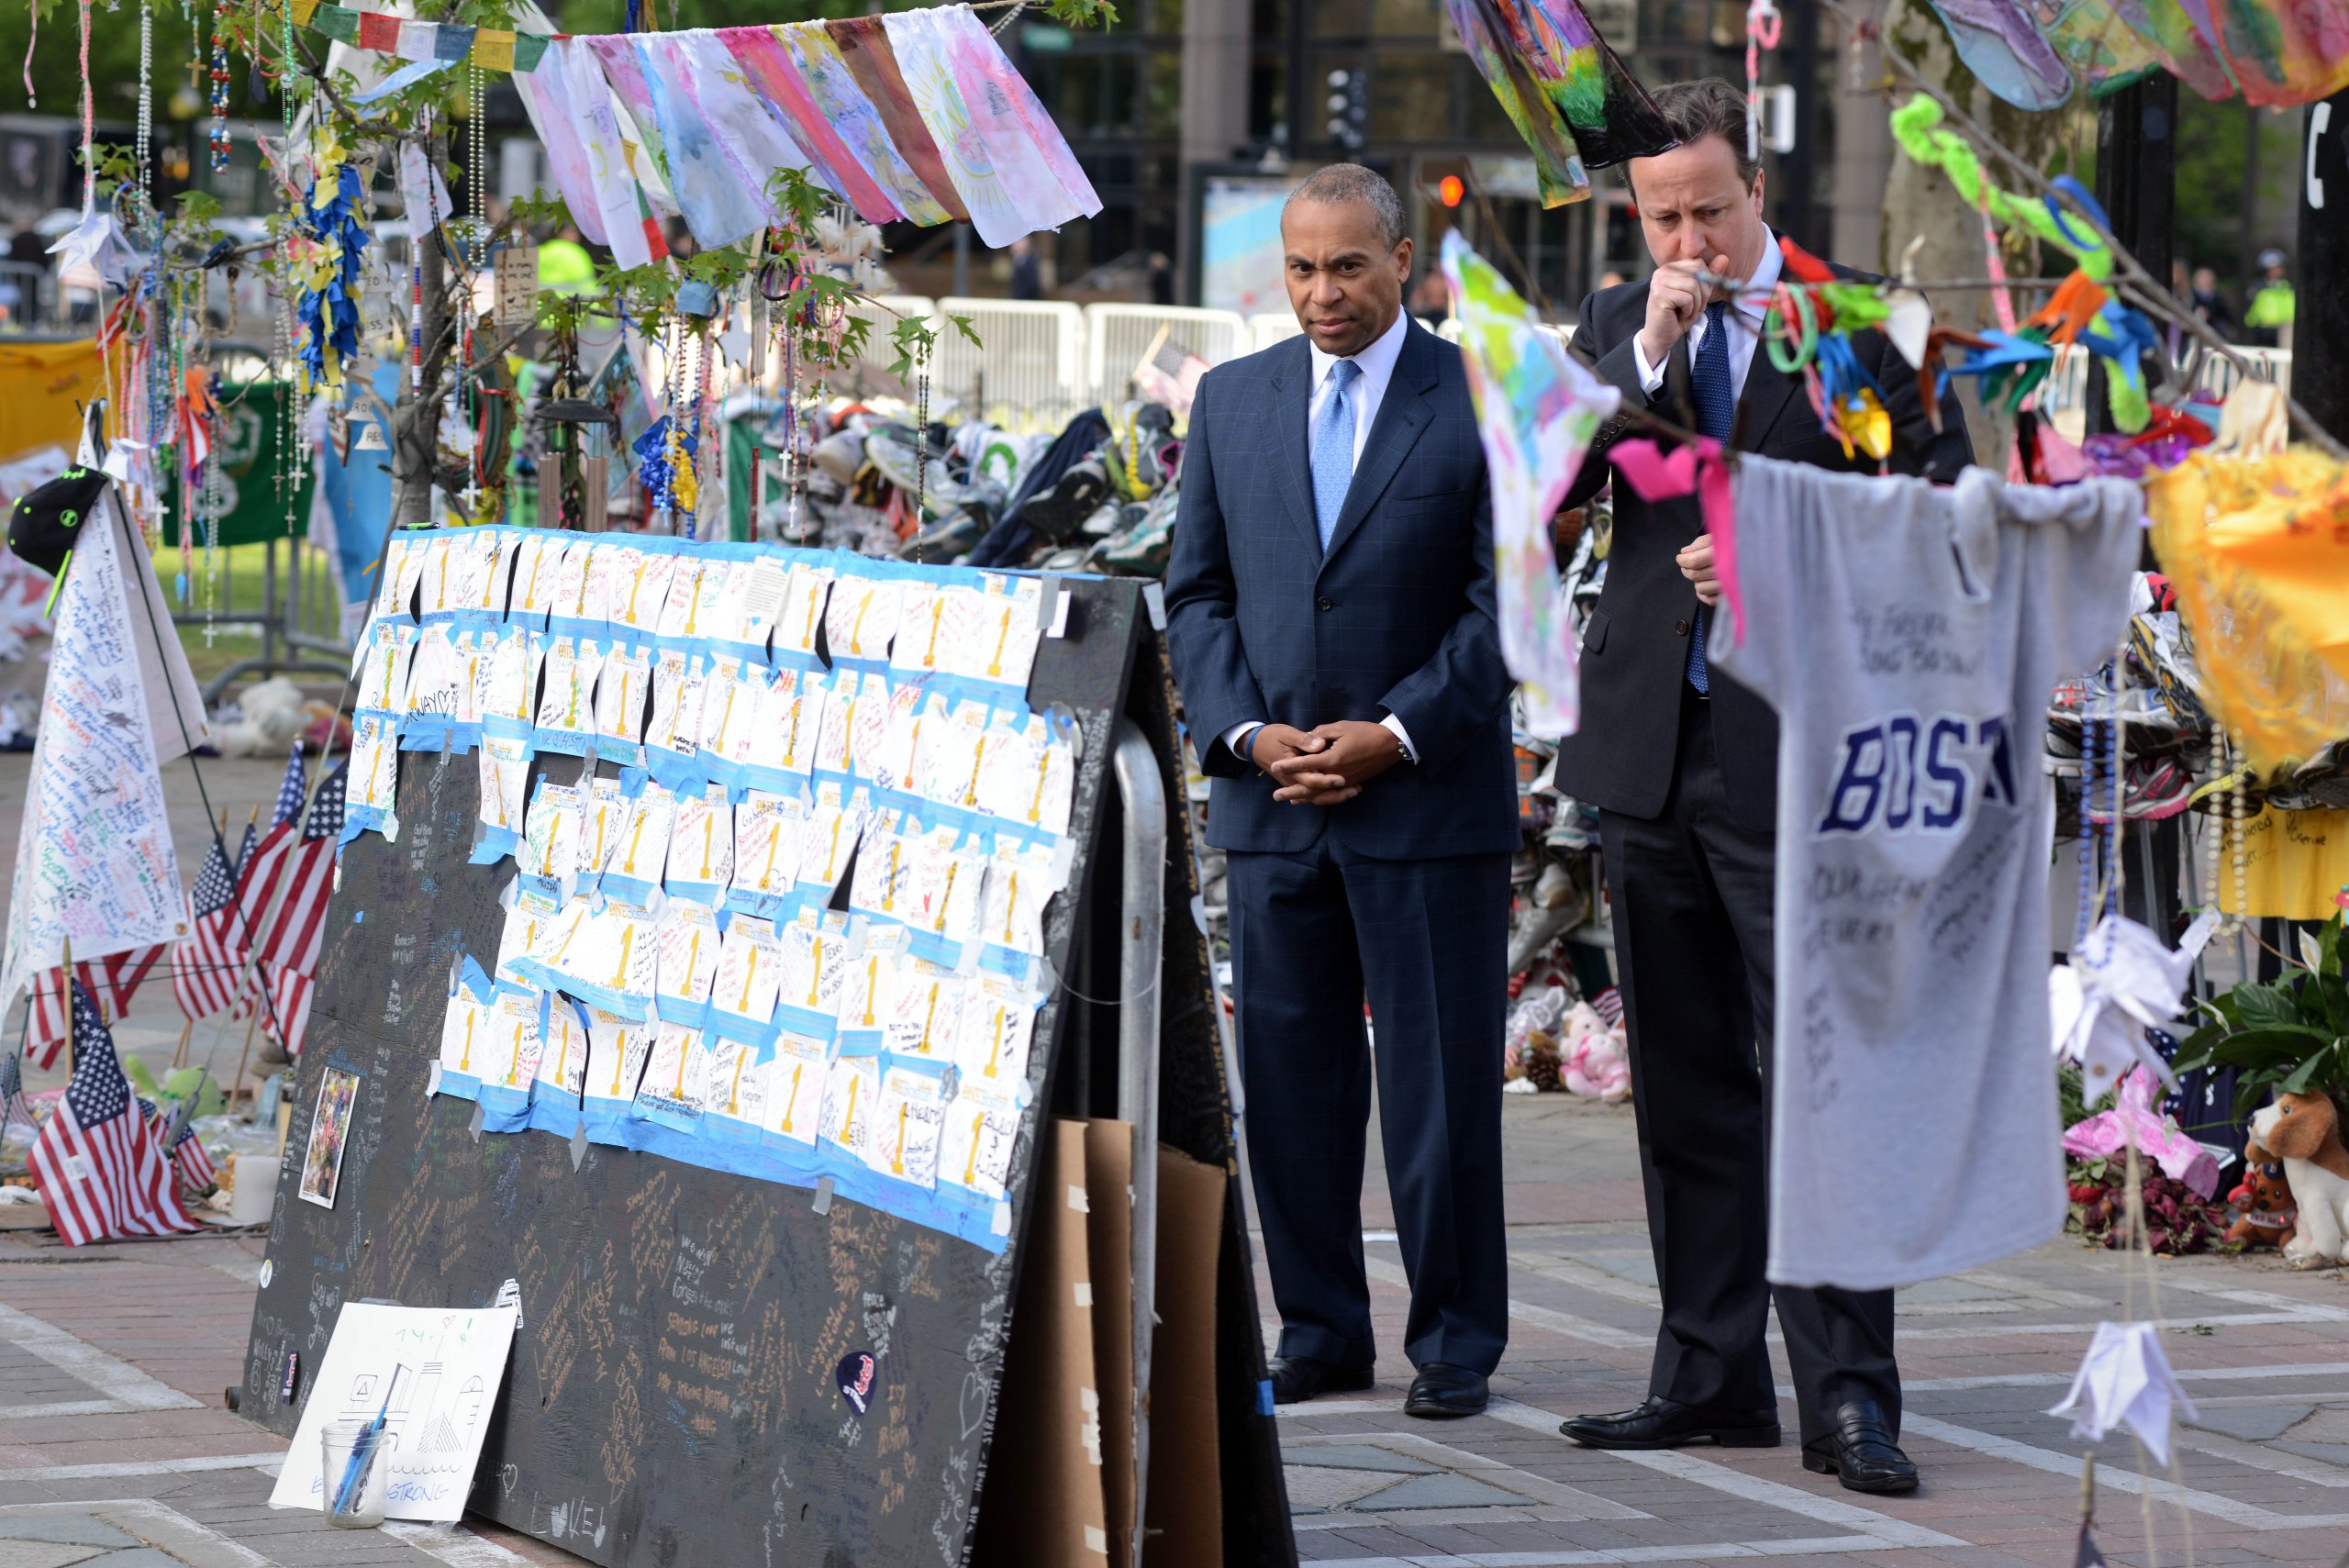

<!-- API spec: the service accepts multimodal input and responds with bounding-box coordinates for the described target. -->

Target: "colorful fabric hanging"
[718,25,896,222]
[1445,0,1672,206]
[1922,0,2074,108]
[825,16,969,223]
[784,23,953,226]
[1442,232,1618,736]
[910,6,1090,233]
[2032,0,2163,94]
[632,34,772,249]
[2145,448,2349,771]
[1445,0,1590,206]
[881,10,1029,245]
[511,42,611,250]
[935,6,1099,219]
[294,138,369,391]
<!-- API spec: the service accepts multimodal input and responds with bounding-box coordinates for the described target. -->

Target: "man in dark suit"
[1164,164,1517,1419]
[1553,80,1972,1491]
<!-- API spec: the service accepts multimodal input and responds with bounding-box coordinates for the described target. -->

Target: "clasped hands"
[1252,721,1404,806]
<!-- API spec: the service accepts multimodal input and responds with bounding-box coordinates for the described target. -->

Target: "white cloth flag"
[0,482,206,1012]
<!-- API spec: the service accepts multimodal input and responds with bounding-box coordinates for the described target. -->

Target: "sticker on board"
[836,1351,877,1416]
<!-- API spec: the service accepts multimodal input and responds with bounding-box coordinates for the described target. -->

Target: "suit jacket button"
[1674,617,1690,636]
[1317,596,1334,611]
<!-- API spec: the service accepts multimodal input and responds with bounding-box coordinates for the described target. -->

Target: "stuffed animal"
[1560,1003,1631,1103]
[2248,1091,2349,1269]
[2223,1160,2298,1252]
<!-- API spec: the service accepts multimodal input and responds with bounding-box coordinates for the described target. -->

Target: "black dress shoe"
[1801,1400,1919,1494]
[1560,1395,1781,1450]
[1268,1355,1375,1405]
[1404,1363,1488,1418]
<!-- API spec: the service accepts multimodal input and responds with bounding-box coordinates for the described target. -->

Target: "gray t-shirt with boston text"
[1714,456,2142,1291]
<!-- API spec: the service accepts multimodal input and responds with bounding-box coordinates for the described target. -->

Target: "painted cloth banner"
[1440,233,1617,737]
[0,484,206,1013]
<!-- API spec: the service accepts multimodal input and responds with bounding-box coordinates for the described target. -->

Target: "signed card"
[731,790,806,903]
[866,1066,947,1187]
[636,1020,713,1127]
[594,643,651,749]
[665,783,735,902]
[956,972,1039,1094]
[824,573,902,663]
[940,1096,1018,1199]
[708,912,785,1034]
[817,1054,881,1159]
[775,560,834,662]
[652,898,723,1018]
[763,1033,829,1146]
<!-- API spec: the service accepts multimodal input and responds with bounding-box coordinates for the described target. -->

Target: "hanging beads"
[2229,730,2250,930]
[208,0,232,172]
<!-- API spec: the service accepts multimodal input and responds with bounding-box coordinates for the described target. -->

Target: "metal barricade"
[932,296,1086,431]
[1249,312,1301,352]
[1083,304,1251,404]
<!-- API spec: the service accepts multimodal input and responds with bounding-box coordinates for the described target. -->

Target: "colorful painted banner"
[1440,233,1618,738]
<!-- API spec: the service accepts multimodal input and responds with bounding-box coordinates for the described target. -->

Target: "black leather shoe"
[1560,1395,1781,1450]
[1268,1355,1375,1405]
[1801,1400,1919,1494]
[1403,1363,1488,1418]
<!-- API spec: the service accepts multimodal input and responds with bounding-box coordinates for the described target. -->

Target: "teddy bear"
[2248,1091,2349,1269]
[1560,1003,1630,1103]
[2223,1159,2298,1252]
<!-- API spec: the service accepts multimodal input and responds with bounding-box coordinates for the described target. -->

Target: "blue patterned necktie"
[1686,301,1733,695]
[1311,357,1362,550]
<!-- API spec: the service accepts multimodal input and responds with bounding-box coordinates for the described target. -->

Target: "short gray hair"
[1284,163,1408,252]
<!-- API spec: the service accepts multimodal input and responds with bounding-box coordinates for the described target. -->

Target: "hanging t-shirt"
[1711,454,2143,1291]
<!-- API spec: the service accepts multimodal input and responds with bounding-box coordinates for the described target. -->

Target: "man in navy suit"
[1165,164,1517,1418]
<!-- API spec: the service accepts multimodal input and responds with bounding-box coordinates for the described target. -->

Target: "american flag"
[257,764,347,1057]
[143,1097,218,1199]
[24,949,167,1071]
[27,983,197,1246]
[173,830,244,1021]
[1589,986,1624,1027]
[227,746,309,1019]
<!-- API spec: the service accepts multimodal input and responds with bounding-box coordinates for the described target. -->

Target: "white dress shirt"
[1631,229,1783,402]
[1221,307,1419,769]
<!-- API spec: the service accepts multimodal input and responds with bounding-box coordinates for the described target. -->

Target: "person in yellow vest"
[537,227,600,298]
[2245,248,2295,347]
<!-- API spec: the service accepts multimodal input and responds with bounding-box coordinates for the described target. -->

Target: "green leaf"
[949,313,983,349]
[2320,913,2343,979]
[2207,1025,2335,1069]
[2282,1048,2333,1095]
[2232,981,2306,1029]
[2171,1020,2232,1073]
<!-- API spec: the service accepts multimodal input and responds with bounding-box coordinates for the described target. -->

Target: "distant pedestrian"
[2246,248,2294,347]
[2188,266,2236,341]
[1008,237,1044,300]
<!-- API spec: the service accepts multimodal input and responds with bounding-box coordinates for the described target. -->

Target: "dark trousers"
[1227,830,1511,1375]
[1598,695,1899,1446]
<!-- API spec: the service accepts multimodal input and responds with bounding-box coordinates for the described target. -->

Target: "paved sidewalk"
[6,1087,2348,1567]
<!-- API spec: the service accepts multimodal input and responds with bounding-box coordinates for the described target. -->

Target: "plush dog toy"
[2248,1091,2349,1268]
[2223,1161,2298,1252]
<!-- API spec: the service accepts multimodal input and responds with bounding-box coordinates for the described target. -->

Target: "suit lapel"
[1318,324,1439,570]
[1735,346,1802,452]
[1268,337,1323,559]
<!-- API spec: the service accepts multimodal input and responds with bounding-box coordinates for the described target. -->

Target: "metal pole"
[1109,717,1164,1568]
[2088,73,2177,434]
[952,222,972,299]
[2298,88,2349,439]
[261,535,279,678]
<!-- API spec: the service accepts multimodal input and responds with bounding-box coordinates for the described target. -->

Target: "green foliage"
[2173,915,2349,1121]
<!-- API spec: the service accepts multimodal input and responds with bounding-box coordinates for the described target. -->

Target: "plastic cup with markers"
[320,1417,390,1528]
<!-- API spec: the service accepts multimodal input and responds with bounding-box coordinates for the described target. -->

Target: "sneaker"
[1013,458,1111,547]
[811,428,867,487]
[896,501,990,562]
[2290,743,2349,809]
[2086,756,2192,823]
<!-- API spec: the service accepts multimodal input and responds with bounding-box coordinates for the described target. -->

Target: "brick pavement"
[6,756,2349,1564]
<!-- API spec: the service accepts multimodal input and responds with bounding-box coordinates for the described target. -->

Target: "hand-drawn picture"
[299,1067,362,1208]
[270,1303,519,1523]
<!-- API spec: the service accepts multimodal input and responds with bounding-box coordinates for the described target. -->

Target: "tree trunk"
[392,139,451,529]
[1876,0,2075,462]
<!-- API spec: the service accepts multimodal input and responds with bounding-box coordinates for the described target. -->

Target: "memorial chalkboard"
[242,565,1296,1568]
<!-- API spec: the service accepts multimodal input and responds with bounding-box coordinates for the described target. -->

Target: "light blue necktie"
[1311,358,1362,550]
[1686,302,1734,695]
